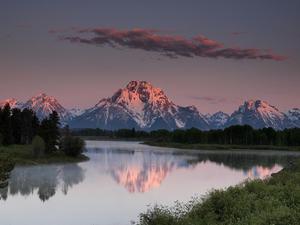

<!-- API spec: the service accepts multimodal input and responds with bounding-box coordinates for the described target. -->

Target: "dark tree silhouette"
[39,111,61,153]
[0,104,13,145]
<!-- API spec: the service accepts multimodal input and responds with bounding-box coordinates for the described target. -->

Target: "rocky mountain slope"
[206,111,230,129]
[1,84,299,130]
[225,100,291,130]
[69,81,210,130]
[0,94,74,123]
[286,108,300,128]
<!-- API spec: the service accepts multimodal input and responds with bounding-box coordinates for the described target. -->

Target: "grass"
[0,144,89,165]
[137,160,300,225]
[144,141,300,151]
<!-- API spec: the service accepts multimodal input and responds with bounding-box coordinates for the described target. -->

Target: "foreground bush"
[32,135,46,158]
[137,161,300,225]
[61,136,85,157]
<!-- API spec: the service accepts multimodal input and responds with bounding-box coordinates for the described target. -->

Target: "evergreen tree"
[20,109,37,144]
[0,104,13,145]
[11,108,22,144]
[39,111,60,153]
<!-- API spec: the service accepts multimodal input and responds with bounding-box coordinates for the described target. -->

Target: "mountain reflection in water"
[89,144,294,193]
[0,141,296,201]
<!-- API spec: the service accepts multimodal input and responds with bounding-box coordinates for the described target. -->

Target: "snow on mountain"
[207,111,230,129]
[1,89,298,131]
[0,98,23,109]
[286,108,300,128]
[225,100,289,130]
[69,81,209,130]
[22,93,73,122]
[69,108,85,117]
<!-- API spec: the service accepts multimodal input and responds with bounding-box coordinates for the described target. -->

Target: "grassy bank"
[144,141,300,151]
[137,160,300,225]
[0,145,89,165]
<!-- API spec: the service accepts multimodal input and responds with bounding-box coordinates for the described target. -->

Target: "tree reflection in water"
[0,163,85,201]
[0,146,297,200]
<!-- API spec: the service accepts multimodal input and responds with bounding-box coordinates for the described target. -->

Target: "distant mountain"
[69,108,85,117]
[0,98,23,109]
[207,111,230,129]
[0,94,77,123]
[225,100,290,130]
[69,81,209,130]
[22,93,73,122]
[1,85,299,130]
[286,108,300,128]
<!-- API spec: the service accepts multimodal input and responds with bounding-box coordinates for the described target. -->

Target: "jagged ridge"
[69,81,209,130]
[1,84,299,130]
[225,100,291,130]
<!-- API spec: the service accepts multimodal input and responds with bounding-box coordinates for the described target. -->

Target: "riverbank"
[137,159,300,225]
[144,141,300,151]
[78,136,146,141]
[0,145,89,165]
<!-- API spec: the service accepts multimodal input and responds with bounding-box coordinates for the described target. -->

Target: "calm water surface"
[1,141,299,225]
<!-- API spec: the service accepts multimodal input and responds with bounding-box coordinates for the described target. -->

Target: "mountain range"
[0,81,299,130]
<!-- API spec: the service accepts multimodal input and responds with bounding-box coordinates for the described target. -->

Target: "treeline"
[73,125,300,146]
[0,104,59,152]
[0,104,84,157]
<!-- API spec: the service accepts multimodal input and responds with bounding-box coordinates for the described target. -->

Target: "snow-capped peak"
[94,81,173,128]
[0,98,23,109]
[22,93,72,122]
[70,81,209,130]
[207,111,229,129]
[69,108,85,117]
[286,108,300,127]
[112,80,170,105]
[287,108,300,120]
[241,99,280,113]
[226,99,287,130]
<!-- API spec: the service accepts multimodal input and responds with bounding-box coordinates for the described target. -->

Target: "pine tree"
[11,108,22,144]
[20,109,37,144]
[39,111,60,153]
[0,104,13,145]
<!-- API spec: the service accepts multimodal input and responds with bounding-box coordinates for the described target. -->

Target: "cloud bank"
[58,28,285,61]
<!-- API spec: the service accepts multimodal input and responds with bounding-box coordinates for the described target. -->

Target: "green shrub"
[61,136,85,157]
[137,160,300,225]
[32,135,45,158]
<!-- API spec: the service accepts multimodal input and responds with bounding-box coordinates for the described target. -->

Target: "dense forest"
[0,104,84,157]
[1,101,299,148]
[72,125,300,146]
[0,104,59,151]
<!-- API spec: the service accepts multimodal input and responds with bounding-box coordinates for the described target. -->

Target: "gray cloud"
[57,28,286,61]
